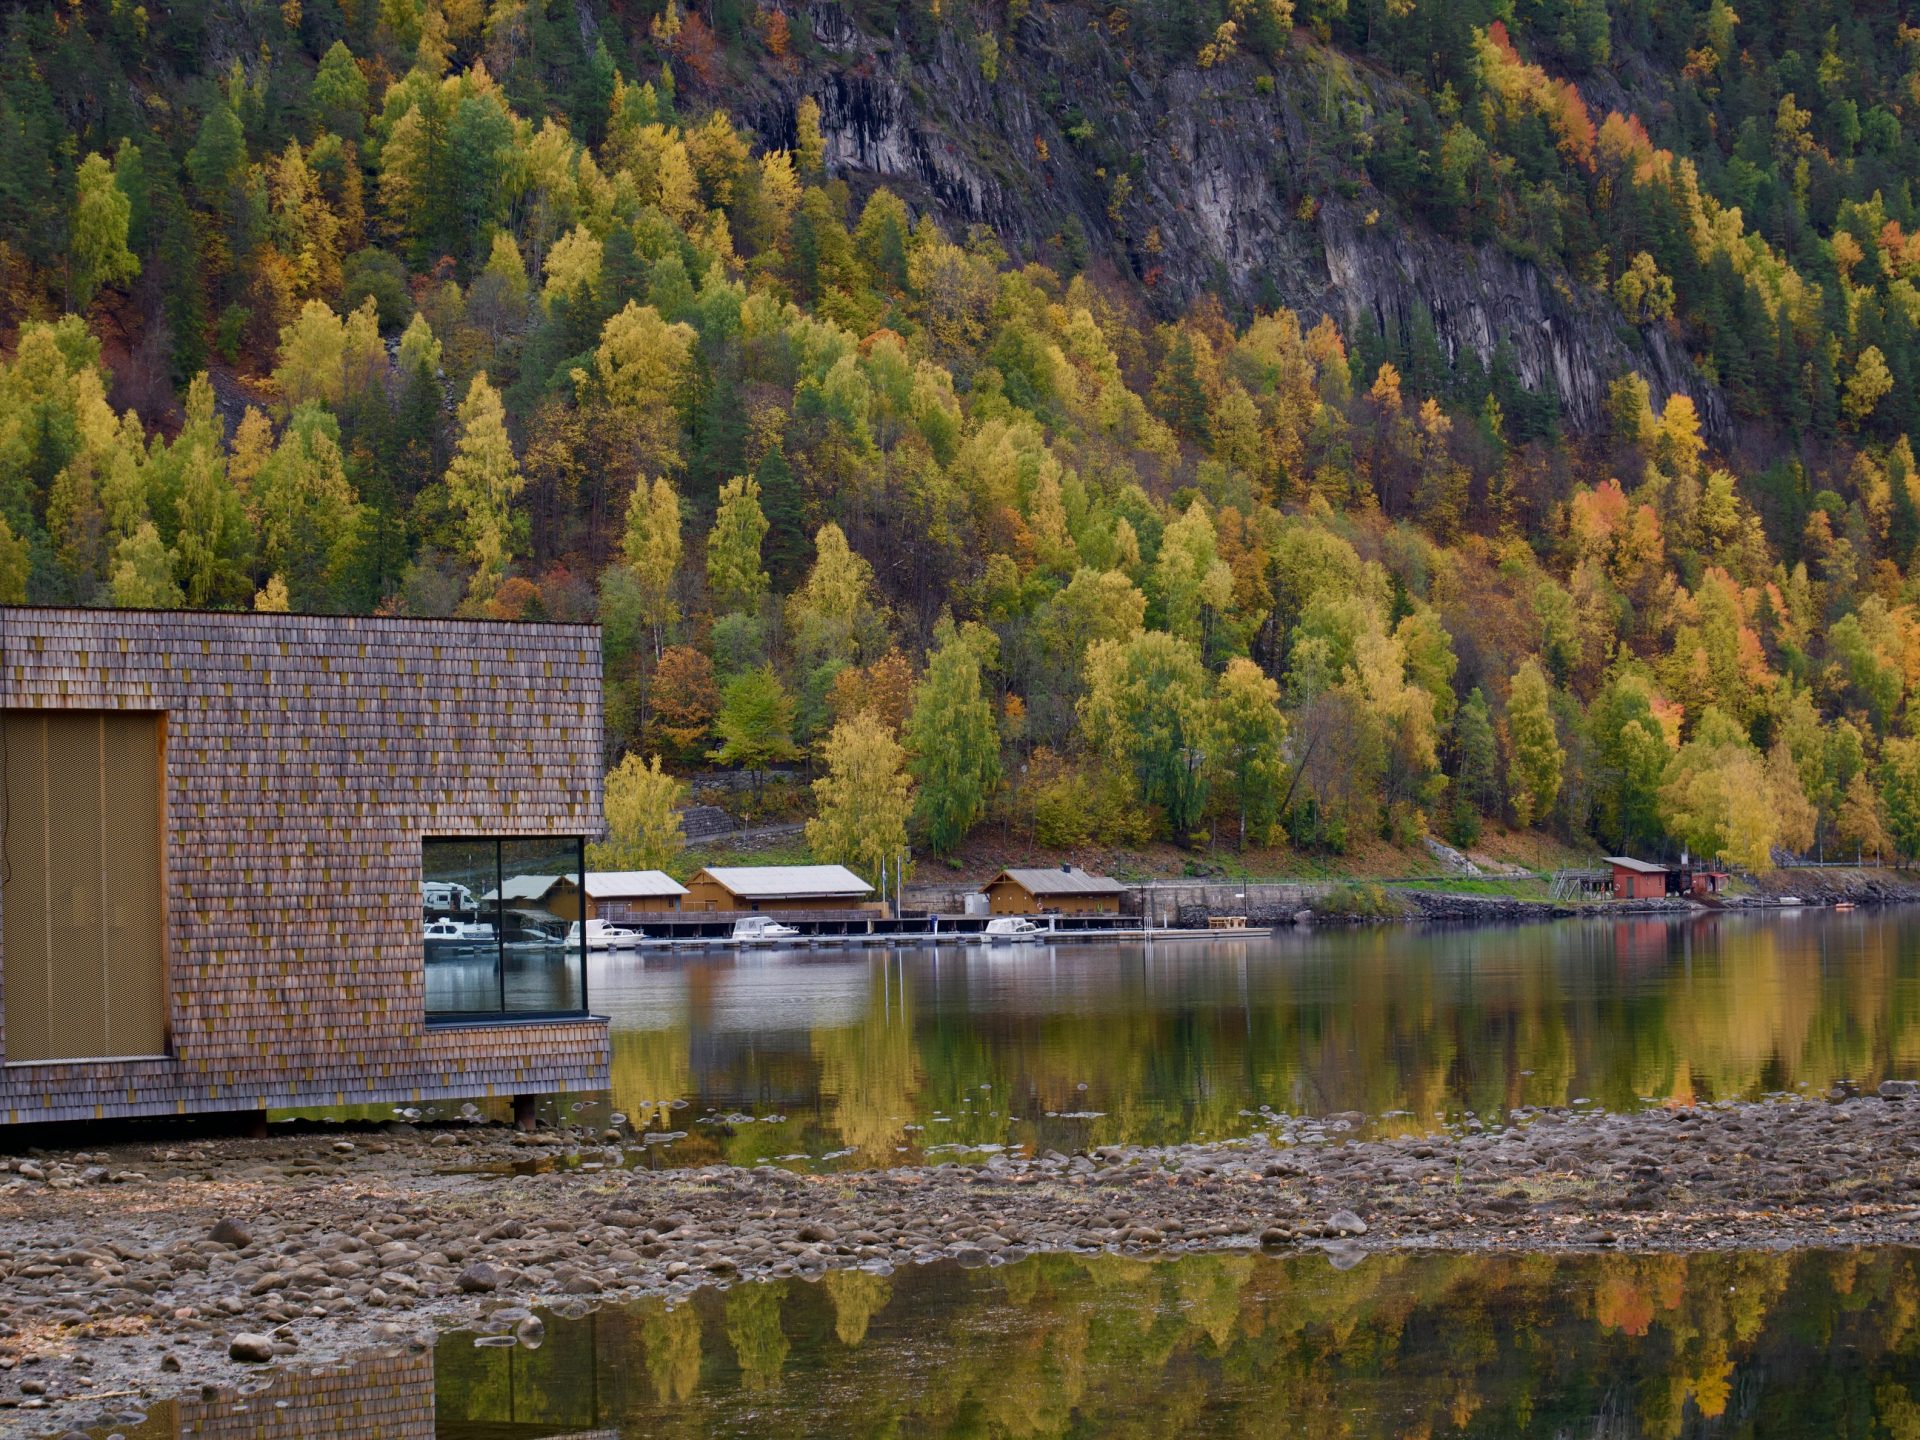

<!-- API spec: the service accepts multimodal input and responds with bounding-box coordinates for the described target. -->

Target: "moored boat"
[984,916,1045,944]
[732,915,802,946]
[567,918,646,951]
[422,918,497,957]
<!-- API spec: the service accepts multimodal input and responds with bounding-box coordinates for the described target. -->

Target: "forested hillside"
[2,0,1918,874]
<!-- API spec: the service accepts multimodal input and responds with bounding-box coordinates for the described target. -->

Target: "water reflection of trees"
[605,914,1920,1162]
[434,1248,1920,1438]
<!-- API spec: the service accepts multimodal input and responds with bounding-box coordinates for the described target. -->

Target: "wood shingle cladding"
[0,607,610,1125]
[171,1347,437,1438]
[984,866,1126,915]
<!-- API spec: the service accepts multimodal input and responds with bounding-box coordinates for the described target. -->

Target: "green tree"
[1447,686,1500,843]
[806,710,915,887]
[1658,707,1783,871]
[1152,499,1233,648]
[251,404,362,610]
[0,516,30,604]
[1880,738,1920,861]
[1505,660,1563,827]
[709,664,800,803]
[1589,674,1671,852]
[788,522,877,665]
[311,41,369,141]
[623,476,682,659]
[172,440,251,607]
[595,753,686,871]
[108,521,183,608]
[186,101,247,209]
[70,153,138,309]
[1079,630,1215,840]
[273,299,349,411]
[1844,346,1893,424]
[706,474,769,611]
[1212,657,1287,848]
[445,371,523,601]
[593,300,696,471]
[905,624,1001,853]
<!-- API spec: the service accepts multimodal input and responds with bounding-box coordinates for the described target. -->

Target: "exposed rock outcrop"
[740,3,1725,436]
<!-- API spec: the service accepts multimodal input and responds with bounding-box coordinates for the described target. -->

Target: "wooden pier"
[593,914,1258,954]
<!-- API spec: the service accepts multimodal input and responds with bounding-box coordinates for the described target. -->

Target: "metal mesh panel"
[45,714,103,1061]
[101,713,165,1056]
[2,714,51,1062]
[3,711,166,1062]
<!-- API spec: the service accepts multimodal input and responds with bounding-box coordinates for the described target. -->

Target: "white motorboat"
[423,918,496,956]
[984,916,1045,944]
[732,915,802,946]
[568,918,646,952]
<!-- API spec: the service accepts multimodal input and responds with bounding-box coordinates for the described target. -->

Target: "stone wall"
[0,607,610,1125]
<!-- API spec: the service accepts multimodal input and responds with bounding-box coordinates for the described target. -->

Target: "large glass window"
[423,837,587,1020]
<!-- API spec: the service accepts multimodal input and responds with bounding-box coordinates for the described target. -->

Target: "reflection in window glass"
[499,838,587,1014]
[423,837,586,1019]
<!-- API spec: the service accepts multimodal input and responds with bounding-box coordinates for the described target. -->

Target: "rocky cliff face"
[739,3,1726,438]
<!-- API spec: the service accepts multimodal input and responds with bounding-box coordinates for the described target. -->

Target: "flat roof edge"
[0,603,601,632]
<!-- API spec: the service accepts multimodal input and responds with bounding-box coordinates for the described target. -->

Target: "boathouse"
[583,870,687,919]
[1607,857,1670,900]
[0,606,610,1127]
[984,865,1126,915]
[683,865,875,913]
[1606,856,1732,900]
[480,873,587,923]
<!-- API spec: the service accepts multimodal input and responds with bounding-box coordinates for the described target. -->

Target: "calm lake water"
[93,910,1920,1439]
[524,906,1920,1168]
[86,1246,1920,1438]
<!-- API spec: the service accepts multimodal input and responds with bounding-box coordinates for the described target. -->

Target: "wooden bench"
[1207,915,1249,929]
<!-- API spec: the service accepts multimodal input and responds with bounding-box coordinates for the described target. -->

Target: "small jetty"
[587,913,1245,954]
[573,864,1257,953]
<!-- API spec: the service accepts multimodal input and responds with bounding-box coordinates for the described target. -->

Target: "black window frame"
[422,834,590,1025]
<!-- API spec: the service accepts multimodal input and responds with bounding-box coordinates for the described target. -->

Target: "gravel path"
[6,1089,1920,1433]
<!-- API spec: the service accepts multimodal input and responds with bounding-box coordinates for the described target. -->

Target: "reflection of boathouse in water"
[0,607,610,1127]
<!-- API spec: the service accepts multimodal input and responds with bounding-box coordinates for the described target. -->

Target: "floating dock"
[592,919,1259,955]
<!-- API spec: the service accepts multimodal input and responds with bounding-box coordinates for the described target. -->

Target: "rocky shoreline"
[1739,868,1920,907]
[7,1091,1920,1433]
[1177,867,1920,929]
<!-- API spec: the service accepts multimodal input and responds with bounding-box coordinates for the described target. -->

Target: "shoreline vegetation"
[6,4,1920,903]
[5,1087,1920,1432]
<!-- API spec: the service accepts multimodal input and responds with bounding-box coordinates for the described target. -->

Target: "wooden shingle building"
[583,870,688,919]
[684,865,876,913]
[984,865,1126,915]
[0,606,611,1127]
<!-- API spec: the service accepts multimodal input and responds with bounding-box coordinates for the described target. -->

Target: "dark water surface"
[86,1246,1920,1438]
[558,907,1920,1167]
[91,911,1920,1438]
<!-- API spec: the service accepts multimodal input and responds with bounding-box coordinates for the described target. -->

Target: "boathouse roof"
[991,865,1127,896]
[1605,856,1669,874]
[583,870,689,899]
[696,864,874,900]
[480,873,581,903]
